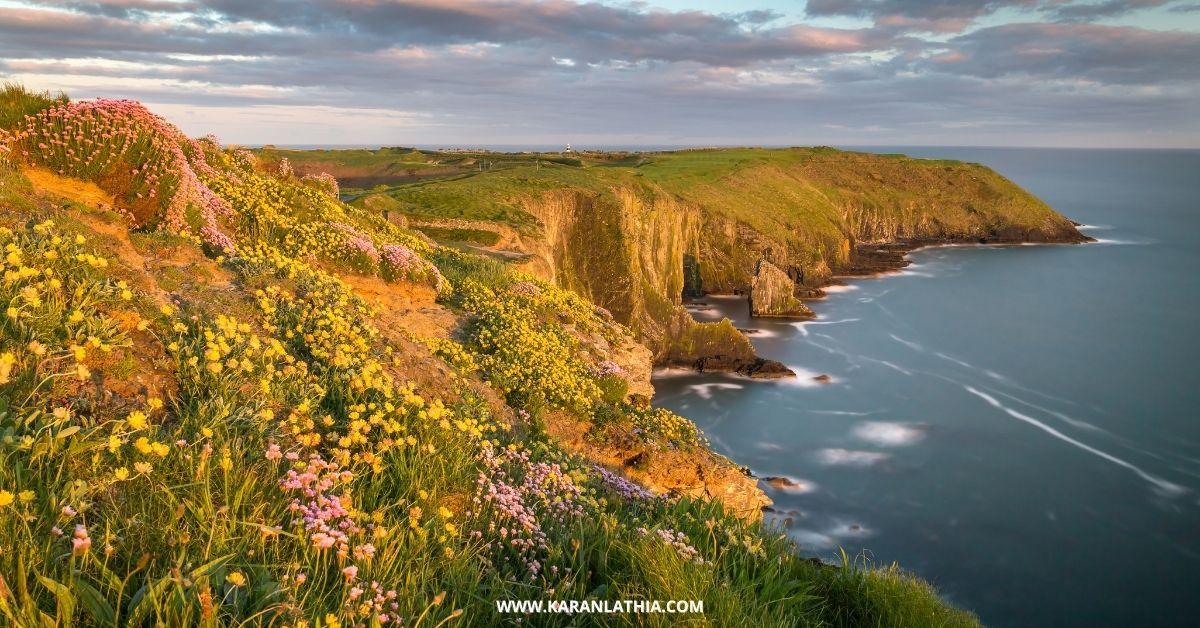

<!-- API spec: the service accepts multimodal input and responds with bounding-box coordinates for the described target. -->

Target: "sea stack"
[749,259,815,318]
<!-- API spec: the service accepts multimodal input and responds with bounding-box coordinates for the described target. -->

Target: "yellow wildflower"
[126,411,148,430]
[0,490,13,507]
[225,572,246,587]
[0,352,14,384]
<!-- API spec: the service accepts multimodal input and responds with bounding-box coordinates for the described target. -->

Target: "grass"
[0,83,67,131]
[413,226,502,247]
[0,86,978,626]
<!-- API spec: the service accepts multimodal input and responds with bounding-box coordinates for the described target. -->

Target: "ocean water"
[652,148,1200,627]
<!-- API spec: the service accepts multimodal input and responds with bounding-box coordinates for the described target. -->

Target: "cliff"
[362,147,1086,371]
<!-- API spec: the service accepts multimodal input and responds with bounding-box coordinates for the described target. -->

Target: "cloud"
[0,0,1196,147]
[805,0,1041,30]
[1048,0,1174,21]
[925,22,1200,84]
[806,0,1192,29]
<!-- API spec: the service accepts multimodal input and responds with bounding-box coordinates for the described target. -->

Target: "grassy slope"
[0,89,977,626]
[352,146,1071,244]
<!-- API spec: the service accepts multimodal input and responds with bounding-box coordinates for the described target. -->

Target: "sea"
[652,147,1200,627]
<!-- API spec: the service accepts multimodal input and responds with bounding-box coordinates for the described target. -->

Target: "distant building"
[563,143,573,153]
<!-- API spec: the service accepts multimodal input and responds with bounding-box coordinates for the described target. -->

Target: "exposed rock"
[543,411,772,520]
[813,373,832,383]
[749,259,815,318]
[736,358,796,379]
[763,476,809,492]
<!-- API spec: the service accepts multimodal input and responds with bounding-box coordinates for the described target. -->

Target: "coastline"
[664,228,1095,381]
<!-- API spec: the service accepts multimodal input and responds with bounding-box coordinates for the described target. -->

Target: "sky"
[1,0,1198,148]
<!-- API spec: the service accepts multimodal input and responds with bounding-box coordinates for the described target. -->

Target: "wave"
[857,355,913,376]
[854,421,926,447]
[816,448,890,467]
[740,327,779,338]
[792,317,861,337]
[979,386,1106,434]
[810,409,877,417]
[934,352,973,369]
[964,386,1186,497]
[687,382,744,399]
[1091,237,1154,246]
[823,284,859,293]
[789,521,873,549]
[889,333,925,352]
[780,365,838,387]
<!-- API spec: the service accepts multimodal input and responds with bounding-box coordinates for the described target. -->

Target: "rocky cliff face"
[512,186,773,372]
[750,259,815,318]
[451,149,1087,373]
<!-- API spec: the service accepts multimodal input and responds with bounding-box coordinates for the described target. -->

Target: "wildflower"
[134,461,152,474]
[0,352,14,384]
[72,524,92,555]
[61,505,76,517]
[225,572,246,587]
[148,397,163,410]
[27,341,46,356]
[126,410,148,430]
[342,565,358,581]
[0,490,13,507]
[114,467,130,481]
[18,491,34,503]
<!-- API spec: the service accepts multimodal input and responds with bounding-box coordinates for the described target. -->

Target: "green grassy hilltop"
[0,86,979,626]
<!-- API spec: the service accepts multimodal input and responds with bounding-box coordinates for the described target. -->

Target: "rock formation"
[749,259,815,318]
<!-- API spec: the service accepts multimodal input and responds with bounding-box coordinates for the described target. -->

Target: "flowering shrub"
[2,99,235,250]
[302,171,340,198]
[330,221,381,273]
[470,445,589,581]
[460,280,601,415]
